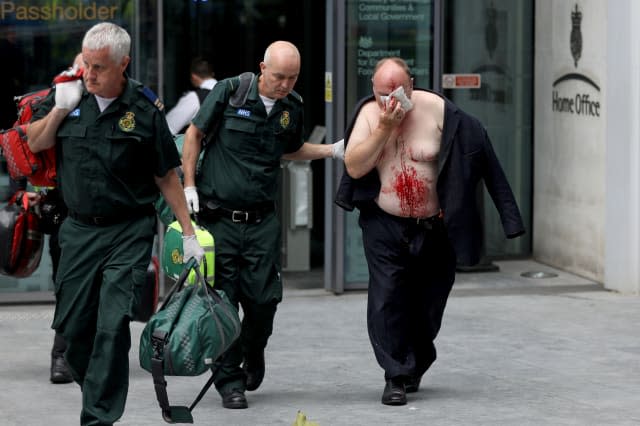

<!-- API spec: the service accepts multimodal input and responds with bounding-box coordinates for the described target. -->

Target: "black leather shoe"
[381,378,407,406]
[50,355,73,384]
[243,350,265,391]
[405,376,422,393]
[222,389,248,409]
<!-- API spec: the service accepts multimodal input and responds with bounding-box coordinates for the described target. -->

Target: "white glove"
[182,234,205,265]
[332,139,345,160]
[184,186,199,213]
[55,67,83,111]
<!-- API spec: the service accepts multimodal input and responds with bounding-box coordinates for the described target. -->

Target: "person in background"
[6,53,83,385]
[26,22,204,425]
[165,57,217,135]
[9,177,72,384]
[338,57,525,406]
[6,176,70,384]
[181,40,344,409]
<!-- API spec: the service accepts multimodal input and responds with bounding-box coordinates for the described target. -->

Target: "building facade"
[1,0,637,302]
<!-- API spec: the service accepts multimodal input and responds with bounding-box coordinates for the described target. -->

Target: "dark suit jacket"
[335,89,525,266]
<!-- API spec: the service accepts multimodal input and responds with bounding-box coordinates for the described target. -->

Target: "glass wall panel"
[0,1,152,301]
[162,0,327,266]
[342,0,434,284]
[443,0,532,259]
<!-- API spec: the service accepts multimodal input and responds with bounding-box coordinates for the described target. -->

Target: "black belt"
[201,200,275,225]
[218,203,275,224]
[68,205,155,226]
[379,205,444,230]
[401,211,443,230]
[413,211,444,227]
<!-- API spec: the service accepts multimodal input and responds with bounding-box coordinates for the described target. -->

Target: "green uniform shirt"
[192,73,304,208]
[33,78,180,217]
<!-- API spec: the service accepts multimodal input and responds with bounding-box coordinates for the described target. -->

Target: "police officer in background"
[26,22,204,425]
[182,40,344,409]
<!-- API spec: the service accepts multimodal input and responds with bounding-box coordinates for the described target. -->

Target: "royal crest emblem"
[570,4,582,68]
[359,36,373,49]
[280,111,290,129]
[118,112,136,132]
[171,248,182,264]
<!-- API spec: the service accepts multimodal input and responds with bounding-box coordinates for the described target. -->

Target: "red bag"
[0,67,83,187]
[0,191,44,277]
[1,122,57,187]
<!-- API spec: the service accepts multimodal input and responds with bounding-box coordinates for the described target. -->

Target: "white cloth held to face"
[182,234,205,264]
[389,86,413,111]
[184,186,200,213]
[54,66,83,111]
[332,139,345,160]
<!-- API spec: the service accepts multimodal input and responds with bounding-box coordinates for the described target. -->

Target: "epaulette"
[140,86,165,111]
[288,90,303,105]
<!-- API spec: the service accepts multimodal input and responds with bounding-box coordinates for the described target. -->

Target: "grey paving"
[1,259,639,425]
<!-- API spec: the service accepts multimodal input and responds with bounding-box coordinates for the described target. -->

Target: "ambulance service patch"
[280,111,290,129]
[118,112,136,132]
[171,248,182,264]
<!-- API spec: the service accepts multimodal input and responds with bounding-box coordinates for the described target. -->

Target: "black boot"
[381,377,407,406]
[243,350,265,391]
[221,389,248,409]
[405,375,422,393]
[50,355,73,384]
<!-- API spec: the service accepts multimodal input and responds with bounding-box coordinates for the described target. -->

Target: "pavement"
[1,259,639,426]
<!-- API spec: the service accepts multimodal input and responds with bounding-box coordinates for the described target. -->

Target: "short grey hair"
[82,22,131,63]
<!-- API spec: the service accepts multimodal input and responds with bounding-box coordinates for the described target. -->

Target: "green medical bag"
[162,220,214,285]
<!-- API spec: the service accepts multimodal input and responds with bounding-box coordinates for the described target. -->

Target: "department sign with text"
[551,3,601,118]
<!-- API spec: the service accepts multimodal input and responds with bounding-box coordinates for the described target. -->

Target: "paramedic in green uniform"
[182,40,344,409]
[27,23,204,426]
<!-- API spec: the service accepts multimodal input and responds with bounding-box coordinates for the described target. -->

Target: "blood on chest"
[392,165,428,216]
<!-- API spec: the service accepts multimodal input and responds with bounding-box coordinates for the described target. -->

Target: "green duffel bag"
[139,259,241,423]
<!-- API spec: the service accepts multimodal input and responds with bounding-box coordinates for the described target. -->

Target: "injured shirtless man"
[342,57,525,406]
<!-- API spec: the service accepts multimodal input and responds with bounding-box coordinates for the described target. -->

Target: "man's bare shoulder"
[411,90,444,107]
[411,90,444,119]
[353,99,379,122]
[358,98,378,113]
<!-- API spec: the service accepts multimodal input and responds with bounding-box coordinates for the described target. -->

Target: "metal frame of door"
[324,0,444,293]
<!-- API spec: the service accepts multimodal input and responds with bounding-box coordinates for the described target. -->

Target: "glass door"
[326,0,532,292]
[442,0,533,260]
[327,0,437,292]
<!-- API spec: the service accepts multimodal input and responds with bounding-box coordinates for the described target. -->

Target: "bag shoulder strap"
[199,71,255,156]
[228,71,255,108]
[148,261,226,423]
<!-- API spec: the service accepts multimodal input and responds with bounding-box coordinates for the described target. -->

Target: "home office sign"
[551,3,601,118]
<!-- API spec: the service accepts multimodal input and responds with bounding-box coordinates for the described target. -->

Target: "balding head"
[259,41,301,99]
[371,57,413,106]
[263,41,300,68]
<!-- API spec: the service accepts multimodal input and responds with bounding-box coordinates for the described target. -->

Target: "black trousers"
[359,204,456,380]
[49,225,67,357]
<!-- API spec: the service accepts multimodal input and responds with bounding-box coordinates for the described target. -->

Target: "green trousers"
[200,211,282,394]
[52,215,156,425]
